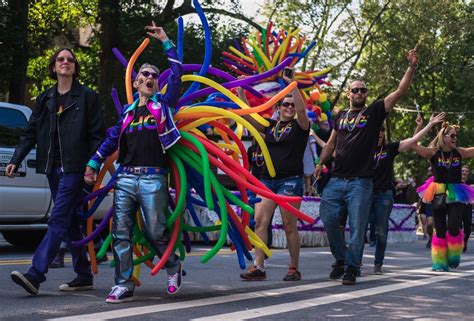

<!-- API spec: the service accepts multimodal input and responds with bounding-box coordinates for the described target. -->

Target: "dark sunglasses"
[56,56,75,63]
[141,70,159,79]
[350,87,368,94]
[445,133,457,139]
[281,102,295,108]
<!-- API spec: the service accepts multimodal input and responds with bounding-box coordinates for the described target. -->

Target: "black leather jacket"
[10,81,105,174]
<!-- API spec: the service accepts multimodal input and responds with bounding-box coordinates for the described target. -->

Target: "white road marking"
[48,261,474,321]
[193,270,474,320]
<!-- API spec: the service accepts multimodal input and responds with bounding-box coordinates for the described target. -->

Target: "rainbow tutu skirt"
[417,176,474,204]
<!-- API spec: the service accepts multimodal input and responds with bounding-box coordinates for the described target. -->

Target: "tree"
[3,0,29,104]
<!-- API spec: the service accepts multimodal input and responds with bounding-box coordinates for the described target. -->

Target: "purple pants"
[27,167,92,283]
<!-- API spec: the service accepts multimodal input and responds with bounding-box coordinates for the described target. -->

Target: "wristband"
[87,159,100,171]
[409,62,418,70]
[162,39,174,52]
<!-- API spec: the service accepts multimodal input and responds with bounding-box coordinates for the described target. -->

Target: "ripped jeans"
[260,175,304,197]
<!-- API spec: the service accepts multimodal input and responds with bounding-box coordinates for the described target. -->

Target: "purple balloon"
[71,206,114,247]
[222,57,255,75]
[112,48,137,79]
[177,57,292,106]
[158,64,261,98]
[111,87,123,116]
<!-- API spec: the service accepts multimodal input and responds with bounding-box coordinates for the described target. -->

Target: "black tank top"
[430,148,462,183]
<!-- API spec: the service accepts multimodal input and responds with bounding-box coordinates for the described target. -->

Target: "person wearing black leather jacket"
[6,48,105,296]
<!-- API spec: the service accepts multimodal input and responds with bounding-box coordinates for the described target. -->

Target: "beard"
[351,98,366,108]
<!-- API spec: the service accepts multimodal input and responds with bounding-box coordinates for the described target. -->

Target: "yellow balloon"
[245,226,272,258]
[319,93,327,103]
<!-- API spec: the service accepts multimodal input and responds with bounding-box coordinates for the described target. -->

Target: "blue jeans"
[261,175,304,197]
[320,177,373,268]
[113,172,179,290]
[28,167,92,283]
[369,190,394,265]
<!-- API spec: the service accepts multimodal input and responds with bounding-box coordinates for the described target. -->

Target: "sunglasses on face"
[281,102,295,108]
[56,56,75,63]
[445,133,457,139]
[141,70,159,79]
[350,87,368,94]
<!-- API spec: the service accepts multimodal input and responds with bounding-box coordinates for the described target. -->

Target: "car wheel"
[2,230,46,248]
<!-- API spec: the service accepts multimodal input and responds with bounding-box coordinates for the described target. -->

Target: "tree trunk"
[7,0,28,105]
[98,0,121,125]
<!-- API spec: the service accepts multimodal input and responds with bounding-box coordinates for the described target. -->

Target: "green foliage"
[355,0,474,181]
[263,0,474,183]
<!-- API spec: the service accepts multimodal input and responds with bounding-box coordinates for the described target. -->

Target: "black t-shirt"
[261,119,309,179]
[373,141,400,191]
[53,91,70,167]
[332,100,387,178]
[247,143,264,179]
[121,105,166,168]
[315,128,331,157]
[430,148,462,183]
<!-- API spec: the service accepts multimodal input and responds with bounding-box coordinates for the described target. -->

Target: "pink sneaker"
[105,285,134,303]
[167,264,182,295]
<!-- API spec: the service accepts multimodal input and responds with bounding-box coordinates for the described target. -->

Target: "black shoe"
[240,266,266,280]
[11,271,39,295]
[59,277,93,291]
[342,266,357,285]
[329,261,345,280]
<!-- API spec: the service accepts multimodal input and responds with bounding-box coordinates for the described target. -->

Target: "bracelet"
[162,39,175,52]
[409,62,418,70]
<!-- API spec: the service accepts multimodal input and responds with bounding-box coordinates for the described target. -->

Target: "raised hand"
[145,21,169,42]
[429,112,445,125]
[407,44,419,67]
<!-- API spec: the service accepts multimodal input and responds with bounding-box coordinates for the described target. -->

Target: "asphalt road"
[1,236,474,321]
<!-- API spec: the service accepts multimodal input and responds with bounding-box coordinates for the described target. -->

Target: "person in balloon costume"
[85,23,183,303]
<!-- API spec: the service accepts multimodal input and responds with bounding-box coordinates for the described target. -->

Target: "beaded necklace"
[272,120,292,142]
[343,107,367,132]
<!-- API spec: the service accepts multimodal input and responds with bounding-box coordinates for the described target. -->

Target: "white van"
[0,102,112,246]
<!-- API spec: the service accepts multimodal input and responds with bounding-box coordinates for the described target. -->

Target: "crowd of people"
[5,23,473,304]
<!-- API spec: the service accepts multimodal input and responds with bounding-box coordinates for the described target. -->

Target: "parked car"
[0,102,112,247]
